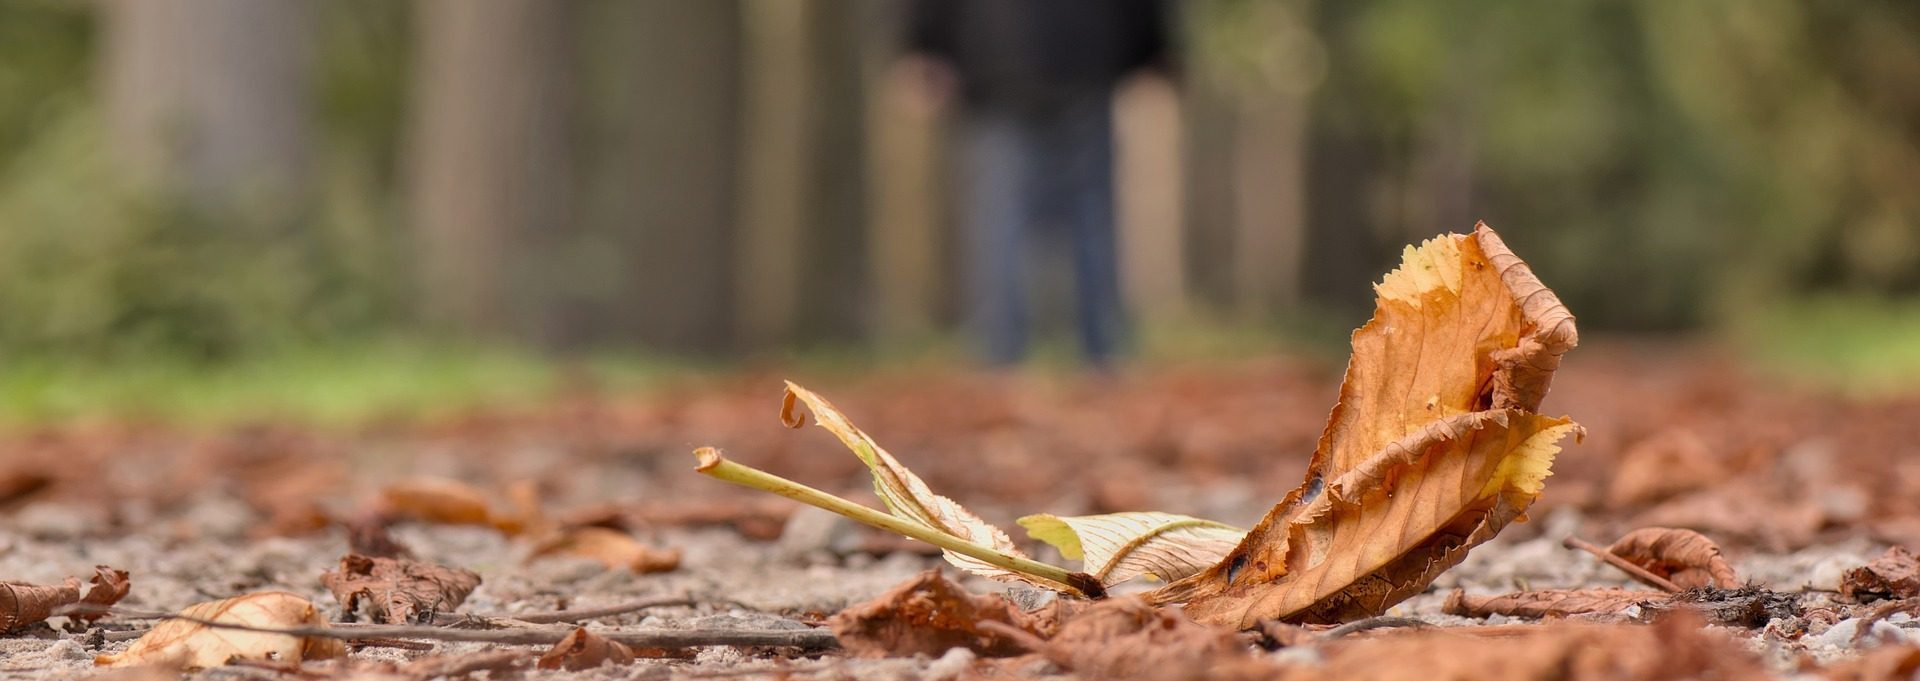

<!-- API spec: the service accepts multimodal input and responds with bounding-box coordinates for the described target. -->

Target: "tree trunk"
[577,0,742,354]
[736,0,871,349]
[406,0,574,342]
[101,0,315,220]
[1115,74,1190,325]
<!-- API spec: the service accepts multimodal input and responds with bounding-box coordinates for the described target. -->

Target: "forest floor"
[5,339,1920,679]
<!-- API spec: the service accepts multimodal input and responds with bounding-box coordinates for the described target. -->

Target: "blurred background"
[0,0,1917,423]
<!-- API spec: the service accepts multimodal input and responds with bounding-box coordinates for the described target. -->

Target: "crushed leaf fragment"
[1843,547,1920,602]
[828,569,1060,658]
[320,554,481,624]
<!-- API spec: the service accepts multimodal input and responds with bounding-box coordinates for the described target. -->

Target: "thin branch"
[1563,536,1682,593]
[1321,616,1433,639]
[435,595,699,625]
[63,605,839,651]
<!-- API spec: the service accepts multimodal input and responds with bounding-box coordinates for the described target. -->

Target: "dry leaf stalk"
[694,447,1102,597]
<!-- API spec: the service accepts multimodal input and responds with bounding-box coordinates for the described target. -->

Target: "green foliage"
[1745,296,1920,398]
[0,340,679,427]
[0,1,411,363]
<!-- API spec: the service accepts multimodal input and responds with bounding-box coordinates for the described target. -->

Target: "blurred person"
[903,0,1171,367]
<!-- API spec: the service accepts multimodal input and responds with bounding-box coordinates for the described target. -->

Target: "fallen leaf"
[1604,430,1720,508]
[1276,612,1766,681]
[538,627,635,670]
[0,565,129,632]
[782,383,1066,591]
[1444,588,1663,620]
[1018,512,1245,587]
[1606,527,1740,589]
[1630,482,1825,551]
[320,554,481,624]
[1,579,79,633]
[95,591,345,669]
[1824,645,1920,681]
[380,477,497,527]
[1843,547,1920,602]
[527,526,681,573]
[79,565,132,622]
[1037,596,1274,681]
[828,569,1058,657]
[1151,221,1582,627]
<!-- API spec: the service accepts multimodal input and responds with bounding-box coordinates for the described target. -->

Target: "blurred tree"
[102,0,314,221]
[576,0,742,354]
[406,0,573,344]
[737,0,871,350]
[1173,0,1328,327]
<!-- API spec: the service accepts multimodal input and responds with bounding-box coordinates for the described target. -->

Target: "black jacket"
[909,0,1171,114]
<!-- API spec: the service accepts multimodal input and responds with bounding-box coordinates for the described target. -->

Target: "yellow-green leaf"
[1018,512,1246,586]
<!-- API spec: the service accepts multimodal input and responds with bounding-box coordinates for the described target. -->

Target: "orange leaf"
[380,477,496,526]
[538,627,637,670]
[528,527,681,573]
[1,565,129,633]
[1149,224,1582,626]
[1605,527,1740,589]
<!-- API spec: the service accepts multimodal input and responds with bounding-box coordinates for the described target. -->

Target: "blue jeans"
[960,97,1127,366]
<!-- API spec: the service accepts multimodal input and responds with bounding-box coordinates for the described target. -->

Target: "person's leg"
[1058,95,1127,366]
[959,109,1038,366]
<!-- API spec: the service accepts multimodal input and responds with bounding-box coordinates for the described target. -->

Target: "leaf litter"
[5,222,1920,678]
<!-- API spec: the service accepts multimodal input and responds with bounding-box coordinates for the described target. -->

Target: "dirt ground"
[5,340,1920,679]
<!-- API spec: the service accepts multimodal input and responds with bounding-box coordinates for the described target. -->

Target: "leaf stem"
[694,447,1101,598]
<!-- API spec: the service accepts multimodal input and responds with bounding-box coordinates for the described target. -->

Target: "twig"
[435,595,699,625]
[694,447,1105,599]
[1563,536,1682,593]
[1321,616,1433,639]
[350,637,437,651]
[65,605,839,651]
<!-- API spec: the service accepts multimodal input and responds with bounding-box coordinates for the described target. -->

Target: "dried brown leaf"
[1843,547,1920,602]
[1038,597,1274,681]
[1278,613,1767,681]
[537,627,635,671]
[828,569,1055,658]
[527,526,681,573]
[320,554,481,624]
[380,477,496,527]
[0,578,78,633]
[1606,527,1740,589]
[79,565,131,622]
[1823,645,1920,681]
[1443,588,1663,620]
[94,591,345,670]
[1605,430,1719,508]
[1150,224,1582,626]
[0,565,128,632]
